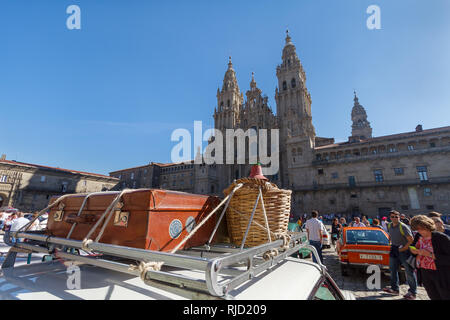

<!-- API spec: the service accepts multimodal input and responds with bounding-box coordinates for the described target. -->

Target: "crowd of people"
[0,211,41,245]
[299,209,450,300]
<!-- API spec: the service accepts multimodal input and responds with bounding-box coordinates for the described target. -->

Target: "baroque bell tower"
[349,91,372,141]
[213,57,244,132]
[275,30,316,188]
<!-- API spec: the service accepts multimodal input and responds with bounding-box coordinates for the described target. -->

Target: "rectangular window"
[394,168,404,176]
[348,176,356,187]
[0,175,7,183]
[373,170,384,182]
[417,166,428,181]
[401,205,409,210]
[430,142,436,148]
[408,145,415,151]
[424,188,432,196]
[41,175,46,182]
[426,205,434,210]
[61,182,68,193]
[131,172,135,180]
[318,168,324,175]
[331,172,338,179]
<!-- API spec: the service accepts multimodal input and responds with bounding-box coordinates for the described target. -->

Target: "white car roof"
[0,257,323,300]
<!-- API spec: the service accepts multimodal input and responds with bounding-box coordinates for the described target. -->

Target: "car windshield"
[346,229,389,245]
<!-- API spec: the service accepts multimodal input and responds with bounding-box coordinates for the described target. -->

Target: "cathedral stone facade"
[111,31,450,218]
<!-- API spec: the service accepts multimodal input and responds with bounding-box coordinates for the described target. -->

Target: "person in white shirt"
[9,212,32,244]
[350,217,366,228]
[305,210,326,263]
[381,217,389,232]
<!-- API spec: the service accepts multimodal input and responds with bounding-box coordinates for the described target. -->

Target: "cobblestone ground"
[317,226,429,300]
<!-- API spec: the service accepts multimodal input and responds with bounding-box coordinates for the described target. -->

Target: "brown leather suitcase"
[45,189,221,252]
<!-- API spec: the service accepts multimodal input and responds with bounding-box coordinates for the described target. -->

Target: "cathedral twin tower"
[213,31,318,188]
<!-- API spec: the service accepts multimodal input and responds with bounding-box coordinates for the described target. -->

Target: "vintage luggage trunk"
[46,189,221,252]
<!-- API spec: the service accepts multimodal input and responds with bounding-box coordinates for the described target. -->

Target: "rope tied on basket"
[275,232,291,251]
[262,234,291,261]
[129,261,164,281]
[262,249,279,261]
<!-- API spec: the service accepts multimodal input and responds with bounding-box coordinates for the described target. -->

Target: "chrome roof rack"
[2,230,325,300]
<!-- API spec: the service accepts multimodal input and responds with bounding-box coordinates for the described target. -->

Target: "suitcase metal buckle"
[114,211,129,227]
[113,202,129,227]
[54,203,65,222]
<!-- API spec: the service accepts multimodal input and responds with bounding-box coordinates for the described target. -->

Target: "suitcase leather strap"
[64,214,98,224]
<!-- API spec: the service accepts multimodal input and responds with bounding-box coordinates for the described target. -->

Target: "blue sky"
[1,0,449,175]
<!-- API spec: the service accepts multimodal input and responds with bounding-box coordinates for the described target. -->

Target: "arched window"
[220,101,223,111]
[291,78,296,88]
[282,81,287,91]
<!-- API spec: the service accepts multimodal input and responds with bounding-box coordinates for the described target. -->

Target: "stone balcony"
[312,145,450,166]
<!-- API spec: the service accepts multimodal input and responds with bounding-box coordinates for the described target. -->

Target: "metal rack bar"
[8,229,318,299]
[13,232,209,271]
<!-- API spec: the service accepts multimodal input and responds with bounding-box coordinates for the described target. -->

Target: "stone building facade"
[110,31,450,217]
[110,161,220,196]
[0,158,119,212]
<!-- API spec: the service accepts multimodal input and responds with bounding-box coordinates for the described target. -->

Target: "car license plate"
[359,254,383,260]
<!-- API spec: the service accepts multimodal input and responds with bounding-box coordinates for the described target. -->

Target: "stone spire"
[222,56,239,92]
[350,91,372,140]
[285,29,292,44]
[250,72,256,89]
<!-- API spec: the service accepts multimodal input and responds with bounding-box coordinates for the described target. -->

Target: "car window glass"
[313,280,337,300]
[345,229,389,245]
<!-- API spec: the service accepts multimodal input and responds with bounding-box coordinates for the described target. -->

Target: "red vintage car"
[336,227,390,276]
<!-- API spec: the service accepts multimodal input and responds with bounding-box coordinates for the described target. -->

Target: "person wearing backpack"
[383,210,418,300]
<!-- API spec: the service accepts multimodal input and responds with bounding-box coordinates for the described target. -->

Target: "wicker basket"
[223,178,291,247]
